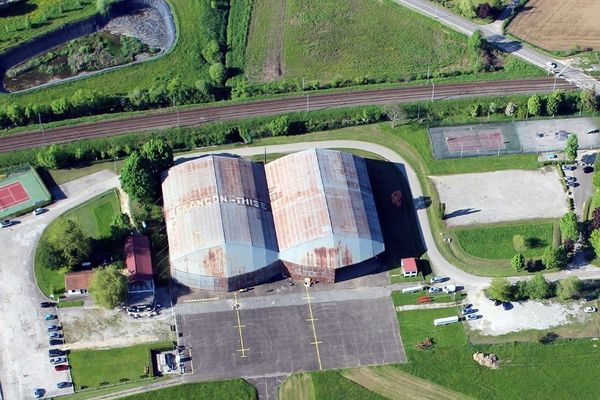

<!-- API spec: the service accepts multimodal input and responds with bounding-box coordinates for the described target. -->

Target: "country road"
[395,0,600,93]
[0,78,575,153]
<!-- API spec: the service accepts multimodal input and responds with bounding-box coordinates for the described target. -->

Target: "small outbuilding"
[125,234,155,308]
[64,270,96,296]
[401,257,419,277]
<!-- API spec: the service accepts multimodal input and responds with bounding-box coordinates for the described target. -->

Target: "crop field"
[453,222,555,259]
[245,0,537,83]
[508,0,600,51]
[0,0,96,54]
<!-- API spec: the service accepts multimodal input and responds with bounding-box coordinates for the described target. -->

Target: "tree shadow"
[525,237,547,249]
[443,208,481,220]
[0,1,37,18]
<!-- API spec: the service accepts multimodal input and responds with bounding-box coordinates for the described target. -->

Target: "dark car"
[584,166,594,174]
[54,364,69,372]
[49,339,64,346]
[502,302,513,310]
[40,302,56,308]
[48,332,62,339]
[47,325,61,332]
[34,388,44,398]
[49,349,66,357]
[57,381,72,389]
[0,219,12,228]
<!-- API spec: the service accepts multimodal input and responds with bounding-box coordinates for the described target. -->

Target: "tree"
[590,229,600,256]
[488,102,498,114]
[559,211,579,241]
[96,0,109,15]
[511,253,525,272]
[468,30,486,54]
[46,219,91,270]
[546,91,563,116]
[542,246,567,270]
[579,90,598,112]
[71,89,101,115]
[527,273,553,300]
[505,102,517,117]
[202,39,221,64]
[110,213,132,241]
[89,265,127,309]
[140,137,173,175]
[591,208,600,230]
[487,277,512,302]
[384,104,405,127]
[37,240,65,271]
[564,133,579,162]
[527,94,543,116]
[120,152,156,203]
[209,63,226,84]
[37,144,65,169]
[512,234,526,252]
[6,104,25,126]
[470,103,482,118]
[50,98,70,116]
[458,0,476,18]
[268,116,290,136]
[556,276,582,300]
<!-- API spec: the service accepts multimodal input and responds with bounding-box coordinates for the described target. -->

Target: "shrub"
[556,276,581,300]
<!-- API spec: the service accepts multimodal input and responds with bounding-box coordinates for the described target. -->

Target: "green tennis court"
[0,165,51,219]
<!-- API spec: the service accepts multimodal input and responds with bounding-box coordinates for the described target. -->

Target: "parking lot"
[0,171,119,399]
[179,297,405,381]
[430,167,567,227]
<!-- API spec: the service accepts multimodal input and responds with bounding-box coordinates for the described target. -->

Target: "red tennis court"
[0,181,30,210]
[446,131,505,152]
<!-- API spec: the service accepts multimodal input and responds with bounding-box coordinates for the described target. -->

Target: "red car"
[54,364,69,372]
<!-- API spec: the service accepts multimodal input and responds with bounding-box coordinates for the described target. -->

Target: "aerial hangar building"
[162,149,385,291]
[265,148,385,282]
[161,155,280,291]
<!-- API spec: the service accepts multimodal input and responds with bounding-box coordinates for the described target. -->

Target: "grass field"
[453,221,555,260]
[0,0,96,53]
[508,0,600,52]
[278,374,316,400]
[397,307,600,399]
[121,381,257,400]
[34,189,120,296]
[244,0,540,83]
[57,299,84,308]
[68,341,170,389]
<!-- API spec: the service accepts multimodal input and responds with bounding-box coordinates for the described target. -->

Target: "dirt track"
[0,78,575,154]
[509,0,600,51]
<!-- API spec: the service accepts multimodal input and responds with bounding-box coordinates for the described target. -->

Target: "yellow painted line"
[233,292,249,358]
[304,285,323,370]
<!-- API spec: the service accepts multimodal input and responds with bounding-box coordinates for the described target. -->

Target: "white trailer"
[402,285,424,294]
[433,316,459,326]
[443,284,456,293]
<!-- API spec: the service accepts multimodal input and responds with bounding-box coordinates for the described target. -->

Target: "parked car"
[40,302,56,308]
[49,339,64,346]
[54,364,69,372]
[57,381,72,389]
[0,219,12,228]
[565,176,577,183]
[44,314,57,320]
[584,166,595,174]
[48,349,66,357]
[47,325,61,332]
[465,314,478,321]
[50,357,67,364]
[584,306,598,313]
[48,332,62,339]
[33,208,45,215]
[428,286,442,294]
[463,307,475,315]
[546,61,558,69]
[34,388,44,398]
[561,164,576,171]
[502,302,512,311]
[429,276,445,284]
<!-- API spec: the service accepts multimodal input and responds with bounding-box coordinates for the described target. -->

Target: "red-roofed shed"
[125,235,153,283]
[401,258,419,277]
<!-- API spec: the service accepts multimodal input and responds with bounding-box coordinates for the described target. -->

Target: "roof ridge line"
[314,148,334,236]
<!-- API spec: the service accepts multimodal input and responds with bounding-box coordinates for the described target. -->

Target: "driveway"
[0,170,119,400]
[568,152,596,219]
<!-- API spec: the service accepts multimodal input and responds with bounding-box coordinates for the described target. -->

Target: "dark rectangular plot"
[179,298,405,381]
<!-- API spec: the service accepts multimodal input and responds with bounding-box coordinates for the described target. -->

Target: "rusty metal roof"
[265,149,384,270]
[161,156,279,282]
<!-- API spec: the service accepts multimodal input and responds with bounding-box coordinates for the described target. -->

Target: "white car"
[546,61,558,70]
[465,314,478,321]
[428,286,442,294]
[429,276,444,284]
[33,208,45,215]
[584,306,598,313]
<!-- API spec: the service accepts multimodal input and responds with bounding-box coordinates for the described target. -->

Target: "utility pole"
[306,94,309,112]
[38,113,46,145]
[172,93,180,127]
[431,81,435,102]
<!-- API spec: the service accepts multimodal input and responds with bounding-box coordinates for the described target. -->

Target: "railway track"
[0,78,575,153]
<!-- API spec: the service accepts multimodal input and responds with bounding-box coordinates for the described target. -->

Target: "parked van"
[443,284,456,294]
[402,285,424,294]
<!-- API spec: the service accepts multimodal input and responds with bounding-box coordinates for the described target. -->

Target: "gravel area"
[430,168,567,227]
[466,291,587,336]
[104,8,168,49]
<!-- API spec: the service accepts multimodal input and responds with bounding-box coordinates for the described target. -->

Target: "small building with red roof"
[401,257,419,277]
[65,270,96,296]
[124,234,155,307]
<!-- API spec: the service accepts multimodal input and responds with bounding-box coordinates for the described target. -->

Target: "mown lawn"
[391,290,465,306]
[453,222,555,260]
[245,0,541,82]
[122,380,257,400]
[396,307,600,399]
[34,189,121,296]
[68,341,170,389]
[0,0,96,53]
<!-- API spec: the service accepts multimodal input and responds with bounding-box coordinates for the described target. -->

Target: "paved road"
[395,0,600,93]
[0,78,574,153]
[181,140,600,288]
[0,170,119,400]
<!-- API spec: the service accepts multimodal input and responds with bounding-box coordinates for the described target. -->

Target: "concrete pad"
[179,298,405,381]
[516,117,599,153]
[431,168,567,227]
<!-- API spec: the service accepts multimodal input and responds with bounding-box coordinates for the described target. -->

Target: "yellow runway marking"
[233,292,250,358]
[304,285,323,370]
